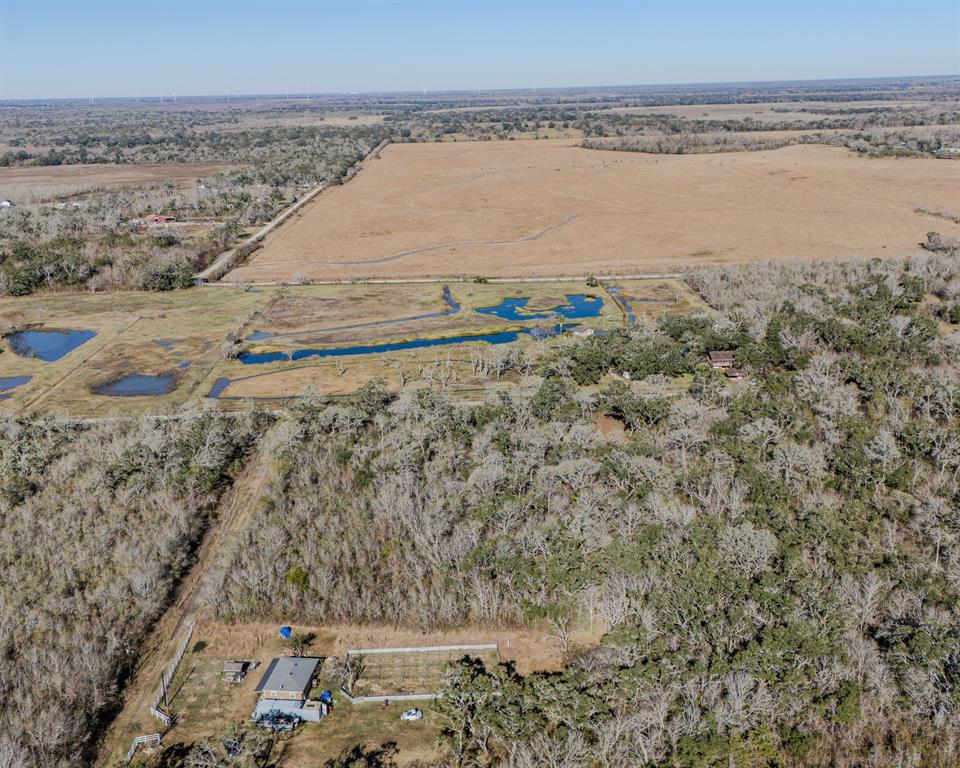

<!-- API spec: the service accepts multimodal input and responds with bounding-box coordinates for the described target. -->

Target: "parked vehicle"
[401,708,423,722]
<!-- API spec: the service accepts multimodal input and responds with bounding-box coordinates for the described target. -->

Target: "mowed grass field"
[223,138,960,283]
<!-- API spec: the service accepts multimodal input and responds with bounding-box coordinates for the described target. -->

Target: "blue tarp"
[278,626,292,639]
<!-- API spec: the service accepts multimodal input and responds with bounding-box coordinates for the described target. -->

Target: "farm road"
[97,429,278,766]
[195,183,327,281]
[314,212,578,266]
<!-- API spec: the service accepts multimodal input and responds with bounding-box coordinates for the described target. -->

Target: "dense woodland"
[187,251,960,767]
[2,251,959,767]
[0,412,267,767]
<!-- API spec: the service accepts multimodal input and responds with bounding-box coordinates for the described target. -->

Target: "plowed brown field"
[224,139,960,282]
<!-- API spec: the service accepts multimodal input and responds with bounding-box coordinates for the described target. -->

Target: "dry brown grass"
[607,99,941,121]
[0,162,241,203]
[160,619,603,764]
[225,139,960,283]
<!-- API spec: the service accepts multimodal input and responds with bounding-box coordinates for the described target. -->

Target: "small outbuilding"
[570,325,596,338]
[223,660,252,684]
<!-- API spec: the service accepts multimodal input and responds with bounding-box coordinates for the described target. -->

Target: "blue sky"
[1,0,958,99]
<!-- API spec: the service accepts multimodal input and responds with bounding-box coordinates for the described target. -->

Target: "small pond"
[93,372,176,397]
[207,377,232,398]
[0,375,32,399]
[8,329,96,362]
[476,294,602,321]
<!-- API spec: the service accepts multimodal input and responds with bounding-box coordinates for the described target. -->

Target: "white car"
[400,708,423,721]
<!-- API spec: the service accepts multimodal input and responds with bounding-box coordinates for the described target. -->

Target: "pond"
[92,372,176,397]
[238,324,563,365]
[0,375,31,399]
[8,329,96,362]
[476,294,603,321]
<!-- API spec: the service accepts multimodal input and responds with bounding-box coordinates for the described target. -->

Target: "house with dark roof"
[253,656,328,723]
[707,350,736,370]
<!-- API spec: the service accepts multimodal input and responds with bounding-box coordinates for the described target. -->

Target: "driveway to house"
[97,429,278,765]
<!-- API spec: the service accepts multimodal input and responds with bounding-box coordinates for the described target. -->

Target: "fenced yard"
[345,643,500,700]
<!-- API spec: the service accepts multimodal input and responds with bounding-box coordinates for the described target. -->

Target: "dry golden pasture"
[0,287,268,416]
[225,139,960,283]
[1,279,649,414]
[0,161,241,203]
[606,99,946,121]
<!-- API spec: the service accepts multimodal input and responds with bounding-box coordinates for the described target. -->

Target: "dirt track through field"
[224,139,960,283]
[314,212,576,266]
[97,433,276,766]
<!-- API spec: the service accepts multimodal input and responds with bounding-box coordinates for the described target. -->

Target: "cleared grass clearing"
[348,645,501,697]
[0,277,702,414]
[158,619,599,764]
[0,287,271,415]
[0,162,242,203]
[225,139,960,283]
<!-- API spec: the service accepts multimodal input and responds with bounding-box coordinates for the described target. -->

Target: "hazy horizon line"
[2,73,957,105]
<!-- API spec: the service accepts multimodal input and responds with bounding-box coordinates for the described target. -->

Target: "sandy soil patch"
[226,139,960,283]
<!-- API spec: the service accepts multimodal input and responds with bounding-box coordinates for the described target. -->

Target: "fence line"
[339,688,438,704]
[124,733,161,764]
[346,642,498,656]
[151,623,195,713]
[149,706,172,727]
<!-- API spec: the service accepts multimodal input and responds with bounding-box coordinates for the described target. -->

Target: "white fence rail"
[152,623,195,711]
[340,688,438,704]
[149,706,172,727]
[124,733,161,764]
[346,643,498,656]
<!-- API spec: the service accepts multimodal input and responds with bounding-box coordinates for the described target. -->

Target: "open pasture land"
[607,98,951,121]
[0,277,702,414]
[0,287,269,416]
[225,139,960,283]
[0,161,242,204]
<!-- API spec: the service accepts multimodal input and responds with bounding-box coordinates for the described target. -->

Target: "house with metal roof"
[253,656,328,724]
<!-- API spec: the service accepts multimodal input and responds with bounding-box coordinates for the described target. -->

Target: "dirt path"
[96,430,278,766]
[200,138,390,283]
[195,184,327,282]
